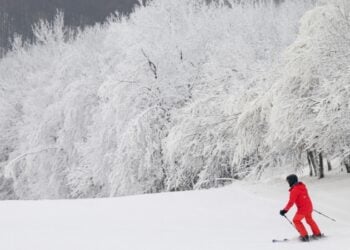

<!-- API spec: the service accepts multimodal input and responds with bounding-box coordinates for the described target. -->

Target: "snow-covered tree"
[238,0,350,178]
[0,0,321,199]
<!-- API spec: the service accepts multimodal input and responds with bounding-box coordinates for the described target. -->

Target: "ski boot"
[311,233,324,240]
[299,235,309,242]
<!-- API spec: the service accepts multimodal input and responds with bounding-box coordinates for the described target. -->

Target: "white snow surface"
[0,175,349,250]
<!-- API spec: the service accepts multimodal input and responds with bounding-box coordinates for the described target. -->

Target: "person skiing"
[279,174,322,242]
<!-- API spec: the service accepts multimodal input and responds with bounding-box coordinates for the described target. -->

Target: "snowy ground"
[0,174,349,250]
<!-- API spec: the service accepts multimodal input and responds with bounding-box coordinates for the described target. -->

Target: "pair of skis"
[275,214,328,243]
[272,234,325,243]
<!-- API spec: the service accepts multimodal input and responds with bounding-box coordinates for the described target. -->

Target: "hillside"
[0,174,349,250]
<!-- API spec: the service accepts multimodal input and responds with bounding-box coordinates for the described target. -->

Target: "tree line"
[0,0,322,199]
[0,0,140,54]
[0,0,292,56]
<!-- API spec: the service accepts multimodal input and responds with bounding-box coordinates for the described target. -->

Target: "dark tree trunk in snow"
[307,150,318,177]
[343,156,350,173]
[313,150,319,172]
[307,150,313,176]
[345,163,350,173]
[318,152,324,179]
[307,150,326,178]
[327,158,332,171]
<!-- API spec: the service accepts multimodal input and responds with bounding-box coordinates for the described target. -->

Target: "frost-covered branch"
[141,49,158,79]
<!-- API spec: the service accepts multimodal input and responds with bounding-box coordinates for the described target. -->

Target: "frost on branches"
[1,0,348,200]
[262,1,350,177]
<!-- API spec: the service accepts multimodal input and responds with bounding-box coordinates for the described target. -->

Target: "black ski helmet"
[286,174,298,187]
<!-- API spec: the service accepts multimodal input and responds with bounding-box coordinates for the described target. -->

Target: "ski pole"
[313,209,336,222]
[283,215,295,229]
[282,215,300,234]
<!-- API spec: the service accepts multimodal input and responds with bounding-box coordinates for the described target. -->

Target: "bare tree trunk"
[318,152,324,179]
[343,156,350,173]
[313,150,319,174]
[307,150,313,176]
[345,163,350,173]
[327,158,332,171]
[308,150,318,177]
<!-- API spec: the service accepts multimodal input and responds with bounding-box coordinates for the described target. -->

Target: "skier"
[279,174,322,242]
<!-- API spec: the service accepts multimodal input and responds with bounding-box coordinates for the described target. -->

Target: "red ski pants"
[293,212,321,236]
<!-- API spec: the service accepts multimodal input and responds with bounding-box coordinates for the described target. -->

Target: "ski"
[272,234,326,243]
[272,238,288,243]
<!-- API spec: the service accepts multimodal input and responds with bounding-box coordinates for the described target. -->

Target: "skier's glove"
[279,209,287,216]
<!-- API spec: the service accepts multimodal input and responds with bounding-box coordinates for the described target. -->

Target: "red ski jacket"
[283,182,313,214]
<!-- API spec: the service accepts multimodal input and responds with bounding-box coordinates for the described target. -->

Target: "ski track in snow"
[0,175,349,250]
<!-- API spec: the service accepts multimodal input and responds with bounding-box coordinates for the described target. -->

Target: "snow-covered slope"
[0,175,349,250]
